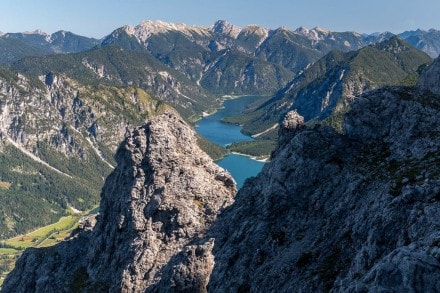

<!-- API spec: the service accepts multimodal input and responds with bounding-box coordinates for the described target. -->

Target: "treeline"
[227,140,277,158]
[196,135,228,161]
[0,142,110,238]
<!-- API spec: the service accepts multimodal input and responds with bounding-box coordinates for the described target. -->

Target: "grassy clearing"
[38,227,78,248]
[0,248,20,255]
[4,237,36,249]
[5,215,79,249]
[0,208,97,288]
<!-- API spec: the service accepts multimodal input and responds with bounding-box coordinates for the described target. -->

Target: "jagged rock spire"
[3,110,236,292]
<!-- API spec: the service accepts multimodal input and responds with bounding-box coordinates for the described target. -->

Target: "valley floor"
[0,207,97,288]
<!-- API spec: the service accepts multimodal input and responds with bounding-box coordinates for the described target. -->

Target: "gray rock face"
[2,110,235,292]
[208,86,440,292]
[282,110,304,130]
[418,57,440,95]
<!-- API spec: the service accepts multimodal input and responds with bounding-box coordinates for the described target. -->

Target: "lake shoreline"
[230,151,270,162]
[194,95,266,188]
[195,94,269,122]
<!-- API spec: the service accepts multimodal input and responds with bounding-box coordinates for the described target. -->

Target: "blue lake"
[195,96,265,189]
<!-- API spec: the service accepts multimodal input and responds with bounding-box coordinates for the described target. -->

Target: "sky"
[0,0,438,38]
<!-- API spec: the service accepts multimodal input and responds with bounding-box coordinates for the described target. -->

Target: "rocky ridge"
[207,63,440,291]
[229,36,432,136]
[418,55,440,95]
[8,21,440,125]
[2,110,236,292]
[400,29,440,58]
[0,30,99,64]
[96,21,440,102]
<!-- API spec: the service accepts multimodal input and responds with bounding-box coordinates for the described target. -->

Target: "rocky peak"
[212,20,241,38]
[131,20,211,43]
[277,110,306,147]
[239,24,269,37]
[373,35,411,53]
[282,110,304,130]
[3,110,236,292]
[294,26,328,41]
[418,56,440,95]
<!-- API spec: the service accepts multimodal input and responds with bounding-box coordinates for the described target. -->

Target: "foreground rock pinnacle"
[3,110,236,292]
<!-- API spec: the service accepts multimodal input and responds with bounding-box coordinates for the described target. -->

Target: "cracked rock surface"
[3,110,235,292]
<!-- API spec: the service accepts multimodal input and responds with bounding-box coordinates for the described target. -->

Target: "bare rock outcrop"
[2,110,235,292]
[207,85,440,292]
[418,57,440,95]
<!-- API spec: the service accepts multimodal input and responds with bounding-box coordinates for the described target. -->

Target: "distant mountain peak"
[121,20,211,43]
[136,19,209,35]
[54,30,67,36]
[373,35,412,52]
[312,26,331,34]
[240,24,269,37]
[120,25,135,35]
[212,20,241,38]
[23,29,48,36]
[294,26,329,41]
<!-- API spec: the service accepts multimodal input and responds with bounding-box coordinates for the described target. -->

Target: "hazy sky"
[0,0,438,38]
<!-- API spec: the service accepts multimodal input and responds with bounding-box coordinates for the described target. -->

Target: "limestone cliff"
[2,111,235,292]
[208,85,440,291]
[418,56,440,95]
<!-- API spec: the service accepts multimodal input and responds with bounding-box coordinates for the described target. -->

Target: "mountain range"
[1,20,437,123]
[226,36,432,136]
[0,19,438,239]
[3,55,440,291]
[0,30,99,64]
[1,22,439,100]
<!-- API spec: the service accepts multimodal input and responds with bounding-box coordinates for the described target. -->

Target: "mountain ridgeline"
[0,30,99,64]
[225,36,432,136]
[0,20,438,257]
[3,21,438,122]
[4,57,440,292]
